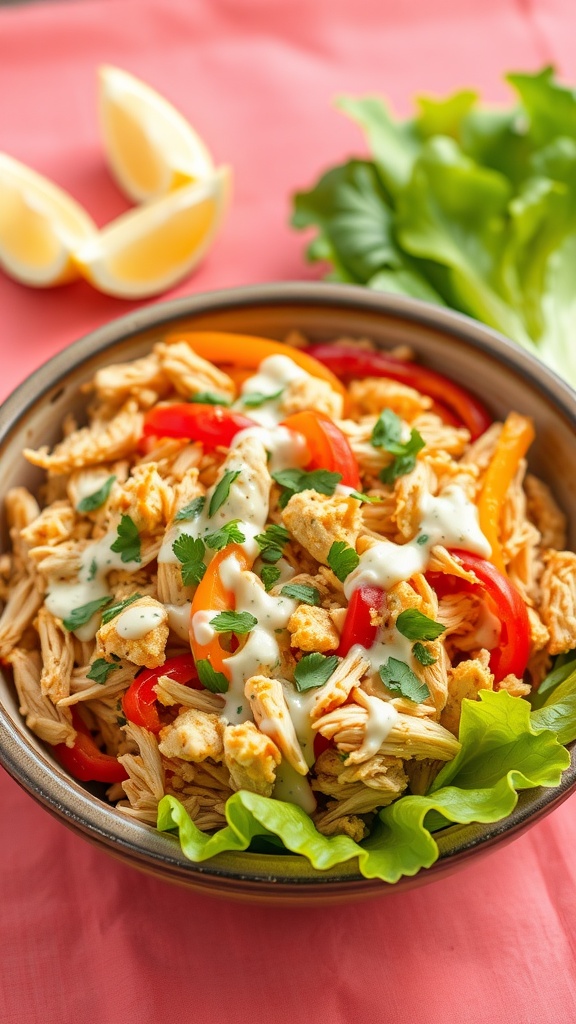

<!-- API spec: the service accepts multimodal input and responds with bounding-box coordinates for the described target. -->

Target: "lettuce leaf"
[157,687,572,884]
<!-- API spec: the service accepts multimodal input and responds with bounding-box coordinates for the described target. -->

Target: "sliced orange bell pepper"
[189,544,253,677]
[477,412,535,574]
[163,330,347,406]
[281,410,361,490]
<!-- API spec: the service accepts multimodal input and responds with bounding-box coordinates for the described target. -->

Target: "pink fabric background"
[1,1,576,1020]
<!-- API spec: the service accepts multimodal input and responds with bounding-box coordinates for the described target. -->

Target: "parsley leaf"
[260,566,281,592]
[271,468,342,508]
[348,490,382,503]
[63,596,111,632]
[241,387,284,408]
[101,592,142,625]
[174,496,206,522]
[172,535,206,586]
[413,642,437,667]
[77,475,116,513]
[210,611,257,634]
[327,541,360,582]
[255,523,290,563]
[294,652,339,692]
[371,409,426,484]
[379,657,430,703]
[110,514,141,563]
[416,534,430,546]
[280,583,321,605]
[188,391,231,406]
[86,658,120,684]
[396,608,446,641]
[87,558,98,582]
[209,470,241,517]
[205,519,246,551]
[196,659,229,693]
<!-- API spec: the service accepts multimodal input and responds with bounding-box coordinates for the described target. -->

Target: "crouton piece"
[440,650,494,735]
[155,340,236,401]
[282,490,361,564]
[499,674,531,698]
[223,721,282,796]
[24,401,143,473]
[96,596,169,668]
[288,605,340,652]
[539,550,576,655]
[158,708,225,763]
[245,675,308,774]
[279,374,343,420]
[110,462,172,533]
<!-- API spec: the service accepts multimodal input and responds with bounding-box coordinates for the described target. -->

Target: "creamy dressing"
[116,605,164,640]
[232,424,309,474]
[273,759,317,813]
[191,609,219,646]
[73,469,113,509]
[355,697,398,760]
[283,685,319,768]
[350,630,415,677]
[166,602,192,642]
[235,354,308,428]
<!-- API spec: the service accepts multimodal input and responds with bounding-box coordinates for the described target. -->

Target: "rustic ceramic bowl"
[1,282,575,904]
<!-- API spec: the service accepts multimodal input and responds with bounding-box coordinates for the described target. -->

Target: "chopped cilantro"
[77,475,116,513]
[209,470,241,517]
[188,391,231,406]
[110,514,141,563]
[396,608,446,641]
[86,658,120,684]
[205,519,246,551]
[327,541,360,582]
[210,611,257,634]
[294,652,339,692]
[87,558,98,582]
[379,657,430,703]
[413,642,437,667]
[348,490,382,504]
[255,523,290,563]
[271,467,342,509]
[416,534,430,546]
[63,596,111,632]
[101,592,142,625]
[196,659,229,693]
[172,535,206,586]
[260,565,282,592]
[280,583,321,605]
[174,496,205,522]
[241,387,284,408]
[371,408,425,484]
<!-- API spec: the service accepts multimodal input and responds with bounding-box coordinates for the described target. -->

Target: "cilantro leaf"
[379,657,430,702]
[294,653,339,692]
[379,432,425,484]
[77,475,116,513]
[174,496,206,522]
[205,520,246,551]
[241,388,284,407]
[255,523,290,563]
[188,392,231,406]
[86,658,120,684]
[101,592,142,625]
[396,608,446,641]
[348,490,382,503]
[371,409,403,449]
[196,659,229,694]
[416,534,429,546]
[260,566,281,592]
[327,541,360,582]
[63,596,111,632]
[110,514,141,564]
[370,409,425,484]
[210,611,257,634]
[280,583,321,605]
[87,558,98,582]
[272,468,342,508]
[172,535,206,586]
[209,470,241,517]
[412,642,437,667]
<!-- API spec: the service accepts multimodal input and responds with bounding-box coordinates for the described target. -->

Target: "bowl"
[1,281,575,904]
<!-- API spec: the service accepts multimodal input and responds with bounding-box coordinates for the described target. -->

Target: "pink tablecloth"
[1,2,576,1021]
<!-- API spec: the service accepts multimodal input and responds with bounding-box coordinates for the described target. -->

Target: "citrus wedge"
[0,153,97,287]
[99,65,215,204]
[74,165,231,299]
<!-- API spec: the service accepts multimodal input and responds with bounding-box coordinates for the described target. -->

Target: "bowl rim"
[1,280,575,893]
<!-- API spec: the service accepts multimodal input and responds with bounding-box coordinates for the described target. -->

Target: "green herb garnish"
[255,523,290,563]
[87,558,98,582]
[371,409,425,484]
[348,489,382,503]
[271,468,342,508]
[110,514,141,564]
[416,534,430,546]
[412,642,437,667]
[63,596,111,632]
[210,611,257,634]
[205,520,246,551]
[86,658,120,684]
[396,608,446,641]
[294,653,339,692]
[241,388,284,407]
[209,470,241,517]
[260,566,282,592]
[101,592,142,625]
[77,475,116,513]
[174,496,206,522]
[172,535,206,586]
[196,659,229,694]
[379,657,430,703]
[327,541,360,582]
[280,583,321,605]
[188,392,231,406]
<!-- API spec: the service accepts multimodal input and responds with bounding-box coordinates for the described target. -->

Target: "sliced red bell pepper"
[142,404,256,448]
[122,653,200,733]
[305,344,492,441]
[428,549,531,683]
[338,585,386,657]
[281,410,361,490]
[52,708,128,784]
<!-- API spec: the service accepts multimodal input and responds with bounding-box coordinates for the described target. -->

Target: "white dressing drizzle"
[232,425,309,474]
[355,697,398,761]
[116,605,164,640]
[166,602,192,642]
[235,354,308,427]
[282,685,319,768]
[273,759,317,813]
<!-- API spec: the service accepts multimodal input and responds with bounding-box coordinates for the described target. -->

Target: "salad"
[1,330,575,883]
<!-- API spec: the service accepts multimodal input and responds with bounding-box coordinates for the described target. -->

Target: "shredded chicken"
[282,490,362,564]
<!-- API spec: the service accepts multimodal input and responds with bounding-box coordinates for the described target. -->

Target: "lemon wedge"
[0,153,97,287]
[74,165,231,298]
[99,65,215,204]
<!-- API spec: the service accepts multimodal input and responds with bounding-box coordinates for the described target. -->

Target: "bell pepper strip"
[163,331,347,405]
[122,653,200,734]
[189,544,253,678]
[281,410,361,490]
[304,343,492,441]
[428,549,531,684]
[338,585,386,657]
[52,708,128,784]
[142,403,256,448]
[477,412,535,575]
